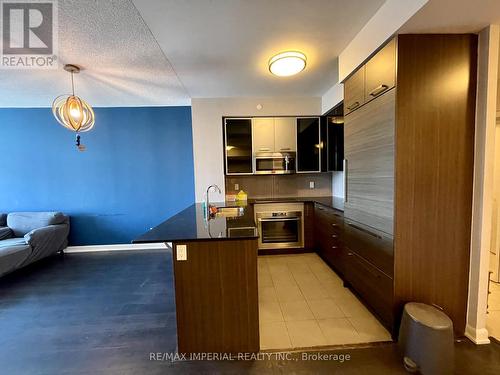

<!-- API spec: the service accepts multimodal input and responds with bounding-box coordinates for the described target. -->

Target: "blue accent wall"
[0,106,195,245]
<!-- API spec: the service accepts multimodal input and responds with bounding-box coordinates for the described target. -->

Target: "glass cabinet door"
[327,117,344,171]
[225,118,253,174]
[297,117,321,172]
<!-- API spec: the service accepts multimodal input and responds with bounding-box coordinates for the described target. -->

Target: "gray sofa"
[0,212,69,277]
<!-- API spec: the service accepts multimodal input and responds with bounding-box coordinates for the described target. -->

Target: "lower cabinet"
[314,204,346,276]
[304,203,315,250]
[314,203,395,333]
[343,250,394,330]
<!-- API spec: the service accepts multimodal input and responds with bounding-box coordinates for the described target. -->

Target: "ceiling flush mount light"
[52,64,95,151]
[268,51,306,77]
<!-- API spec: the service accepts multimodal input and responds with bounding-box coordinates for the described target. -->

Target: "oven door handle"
[258,217,300,222]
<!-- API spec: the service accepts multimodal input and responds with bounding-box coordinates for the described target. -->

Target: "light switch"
[177,244,187,261]
[235,183,239,191]
[309,181,315,189]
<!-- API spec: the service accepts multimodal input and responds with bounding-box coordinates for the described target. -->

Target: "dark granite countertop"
[133,196,344,243]
[250,196,344,212]
[133,202,258,243]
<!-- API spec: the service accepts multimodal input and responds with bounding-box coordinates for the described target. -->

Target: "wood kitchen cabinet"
[274,117,296,152]
[344,89,395,235]
[341,34,477,335]
[252,118,275,153]
[364,38,396,103]
[252,117,296,153]
[304,202,315,250]
[314,203,345,276]
[344,66,365,114]
[297,117,321,173]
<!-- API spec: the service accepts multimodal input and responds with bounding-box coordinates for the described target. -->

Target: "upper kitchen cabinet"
[344,66,365,115]
[326,104,344,172]
[224,118,253,175]
[274,117,296,152]
[297,117,321,173]
[253,117,297,153]
[252,118,275,153]
[364,38,396,103]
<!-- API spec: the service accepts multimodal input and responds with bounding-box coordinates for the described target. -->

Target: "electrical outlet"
[176,244,187,261]
[309,181,315,189]
[235,183,239,191]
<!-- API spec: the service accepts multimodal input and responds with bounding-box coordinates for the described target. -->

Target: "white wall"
[490,120,500,282]
[466,25,499,345]
[191,97,321,202]
[321,83,343,115]
[332,171,344,199]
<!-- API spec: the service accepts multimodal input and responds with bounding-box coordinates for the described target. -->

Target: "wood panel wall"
[173,239,259,353]
[344,89,395,235]
[394,34,478,334]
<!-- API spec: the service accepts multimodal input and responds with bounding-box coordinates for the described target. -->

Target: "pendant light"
[52,64,95,151]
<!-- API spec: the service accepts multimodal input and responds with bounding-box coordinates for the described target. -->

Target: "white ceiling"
[4,0,500,107]
[400,0,500,33]
[132,0,386,98]
[0,0,190,107]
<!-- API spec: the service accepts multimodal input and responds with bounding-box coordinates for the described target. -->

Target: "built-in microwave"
[254,152,296,175]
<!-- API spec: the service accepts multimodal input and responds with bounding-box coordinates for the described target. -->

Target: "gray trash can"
[398,302,454,375]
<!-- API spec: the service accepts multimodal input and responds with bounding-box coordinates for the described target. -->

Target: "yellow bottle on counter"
[236,190,248,202]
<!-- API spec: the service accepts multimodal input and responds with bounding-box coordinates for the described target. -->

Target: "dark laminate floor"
[1,250,499,375]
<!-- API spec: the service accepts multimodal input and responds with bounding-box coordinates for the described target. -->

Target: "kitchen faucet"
[205,184,222,218]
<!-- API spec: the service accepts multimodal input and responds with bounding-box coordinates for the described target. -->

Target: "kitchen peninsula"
[134,202,260,354]
[133,196,345,353]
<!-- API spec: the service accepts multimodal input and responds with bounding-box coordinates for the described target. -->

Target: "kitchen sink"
[214,206,244,218]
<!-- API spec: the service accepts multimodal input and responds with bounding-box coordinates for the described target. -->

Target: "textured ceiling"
[0,0,190,107]
[132,0,386,98]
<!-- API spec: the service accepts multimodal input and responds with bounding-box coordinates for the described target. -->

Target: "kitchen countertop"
[250,196,344,212]
[133,201,259,243]
[132,196,344,243]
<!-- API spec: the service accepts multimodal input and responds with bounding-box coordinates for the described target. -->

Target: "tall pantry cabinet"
[343,34,477,334]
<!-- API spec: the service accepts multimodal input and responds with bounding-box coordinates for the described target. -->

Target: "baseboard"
[465,325,491,345]
[65,242,171,253]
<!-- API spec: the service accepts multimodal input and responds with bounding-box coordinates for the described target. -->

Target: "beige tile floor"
[258,253,392,350]
[487,281,500,340]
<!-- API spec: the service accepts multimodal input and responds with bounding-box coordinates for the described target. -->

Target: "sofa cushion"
[0,213,6,226]
[0,237,28,248]
[0,227,12,240]
[0,242,31,277]
[7,212,68,237]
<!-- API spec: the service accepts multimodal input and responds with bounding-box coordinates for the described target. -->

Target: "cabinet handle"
[346,101,360,111]
[369,84,389,97]
[347,252,354,256]
[332,246,338,249]
[280,147,291,151]
[331,223,339,227]
[346,222,383,239]
[259,147,271,151]
[331,234,338,238]
[343,159,348,202]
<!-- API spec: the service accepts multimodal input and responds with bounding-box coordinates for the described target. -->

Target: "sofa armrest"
[24,224,69,250]
[0,226,13,240]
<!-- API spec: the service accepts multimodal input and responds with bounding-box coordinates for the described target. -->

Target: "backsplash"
[225,173,333,199]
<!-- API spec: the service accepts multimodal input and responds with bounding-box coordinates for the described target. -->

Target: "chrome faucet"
[205,184,222,218]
